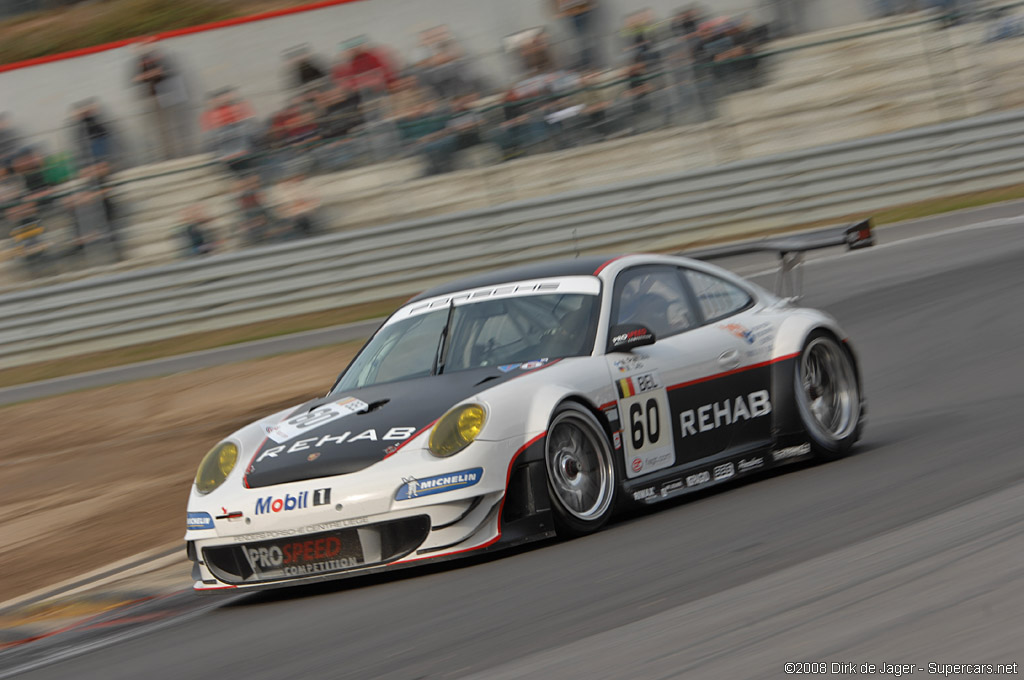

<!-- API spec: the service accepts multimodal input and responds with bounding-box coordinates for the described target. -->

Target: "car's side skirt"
[622,437,814,505]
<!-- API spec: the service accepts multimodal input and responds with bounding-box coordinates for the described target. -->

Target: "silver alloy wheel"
[800,337,858,441]
[545,410,615,521]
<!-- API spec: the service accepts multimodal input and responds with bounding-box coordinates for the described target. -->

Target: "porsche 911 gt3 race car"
[185,222,873,591]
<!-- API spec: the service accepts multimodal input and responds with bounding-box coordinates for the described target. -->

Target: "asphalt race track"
[4,211,1024,679]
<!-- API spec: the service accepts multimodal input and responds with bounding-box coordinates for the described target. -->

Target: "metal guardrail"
[2,106,1024,368]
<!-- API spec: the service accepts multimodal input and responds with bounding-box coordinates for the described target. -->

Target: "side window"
[613,266,698,339]
[684,270,752,322]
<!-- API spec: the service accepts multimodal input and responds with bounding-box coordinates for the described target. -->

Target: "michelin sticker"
[187,511,214,530]
[395,468,483,501]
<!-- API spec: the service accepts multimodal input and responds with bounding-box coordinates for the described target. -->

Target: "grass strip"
[0,0,315,66]
[0,296,404,388]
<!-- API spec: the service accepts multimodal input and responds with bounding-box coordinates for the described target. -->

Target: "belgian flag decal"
[616,377,637,398]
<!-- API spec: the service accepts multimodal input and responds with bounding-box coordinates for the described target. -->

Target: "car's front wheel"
[544,402,617,537]
[794,331,863,459]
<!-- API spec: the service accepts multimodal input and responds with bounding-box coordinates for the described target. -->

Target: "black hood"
[244,364,550,488]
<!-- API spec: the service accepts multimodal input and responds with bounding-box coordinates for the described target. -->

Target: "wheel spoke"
[546,413,614,522]
[800,337,858,441]
[568,427,583,454]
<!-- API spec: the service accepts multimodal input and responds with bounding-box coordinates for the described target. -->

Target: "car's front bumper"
[187,432,553,591]
[189,490,511,591]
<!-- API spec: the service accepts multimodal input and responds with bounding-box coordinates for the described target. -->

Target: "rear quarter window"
[684,270,752,322]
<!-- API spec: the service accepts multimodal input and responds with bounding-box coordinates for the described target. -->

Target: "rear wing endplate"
[682,218,874,299]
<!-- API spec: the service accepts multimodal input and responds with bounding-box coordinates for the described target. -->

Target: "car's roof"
[408,256,614,302]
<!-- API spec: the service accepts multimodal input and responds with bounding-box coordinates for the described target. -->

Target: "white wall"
[0,0,870,164]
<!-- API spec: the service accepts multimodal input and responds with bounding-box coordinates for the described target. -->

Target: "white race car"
[186,222,872,591]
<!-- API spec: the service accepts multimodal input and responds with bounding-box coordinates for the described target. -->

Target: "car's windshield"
[333,293,599,391]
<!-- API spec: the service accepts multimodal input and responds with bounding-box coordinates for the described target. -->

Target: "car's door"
[604,265,772,479]
[673,266,776,459]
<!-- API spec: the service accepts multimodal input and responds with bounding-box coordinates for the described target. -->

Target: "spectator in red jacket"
[332,36,397,96]
[200,89,256,174]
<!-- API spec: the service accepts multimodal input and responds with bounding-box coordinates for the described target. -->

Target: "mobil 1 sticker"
[617,372,675,479]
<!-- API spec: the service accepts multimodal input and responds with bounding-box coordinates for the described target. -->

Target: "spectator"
[412,26,474,99]
[6,200,49,277]
[0,113,22,169]
[625,61,654,119]
[284,45,329,91]
[550,0,600,69]
[130,38,191,160]
[11,149,56,204]
[0,164,25,208]
[623,9,661,68]
[65,161,123,265]
[180,205,218,256]
[266,93,321,178]
[332,36,397,97]
[446,95,485,151]
[710,19,762,92]
[690,19,732,113]
[388,74,452,162]
[392,85,451,172]
[671,7,702,37]
[313,84,365,171]
[578,70,621,140]
[270,172,319,238]
[235,174,279,245]
[519,29,557,75]
[540,70,587,149]
[662,18,703,123]
[70,99,116,166]
[491,84,549,160]
[201,89,257,174]
[0,164,26,247]
[317,84,364,139]
[389,75,432,119]
[416,94,485,175]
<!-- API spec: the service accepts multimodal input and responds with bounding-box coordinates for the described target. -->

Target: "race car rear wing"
[682,218,875,299]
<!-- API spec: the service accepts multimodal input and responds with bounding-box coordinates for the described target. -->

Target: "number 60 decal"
[629,399,661,450]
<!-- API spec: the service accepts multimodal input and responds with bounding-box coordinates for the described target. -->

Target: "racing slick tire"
[794,331,863,460]
[544,402,618,537]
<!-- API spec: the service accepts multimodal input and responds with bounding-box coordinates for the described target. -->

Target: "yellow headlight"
[428,404,486,458]
[194,442,239,495]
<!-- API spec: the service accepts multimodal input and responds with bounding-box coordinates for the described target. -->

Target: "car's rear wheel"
[544,403,617,537]
[795,331,862,459]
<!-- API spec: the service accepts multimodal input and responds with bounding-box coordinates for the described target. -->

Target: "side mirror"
[608,324,656,352]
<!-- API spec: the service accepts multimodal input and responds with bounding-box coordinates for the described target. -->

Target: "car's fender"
[475,359,615,444]
[768,307,862,442]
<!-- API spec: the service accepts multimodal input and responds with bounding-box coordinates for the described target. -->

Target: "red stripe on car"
[398,431,547,565]
[666,353,800,392]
